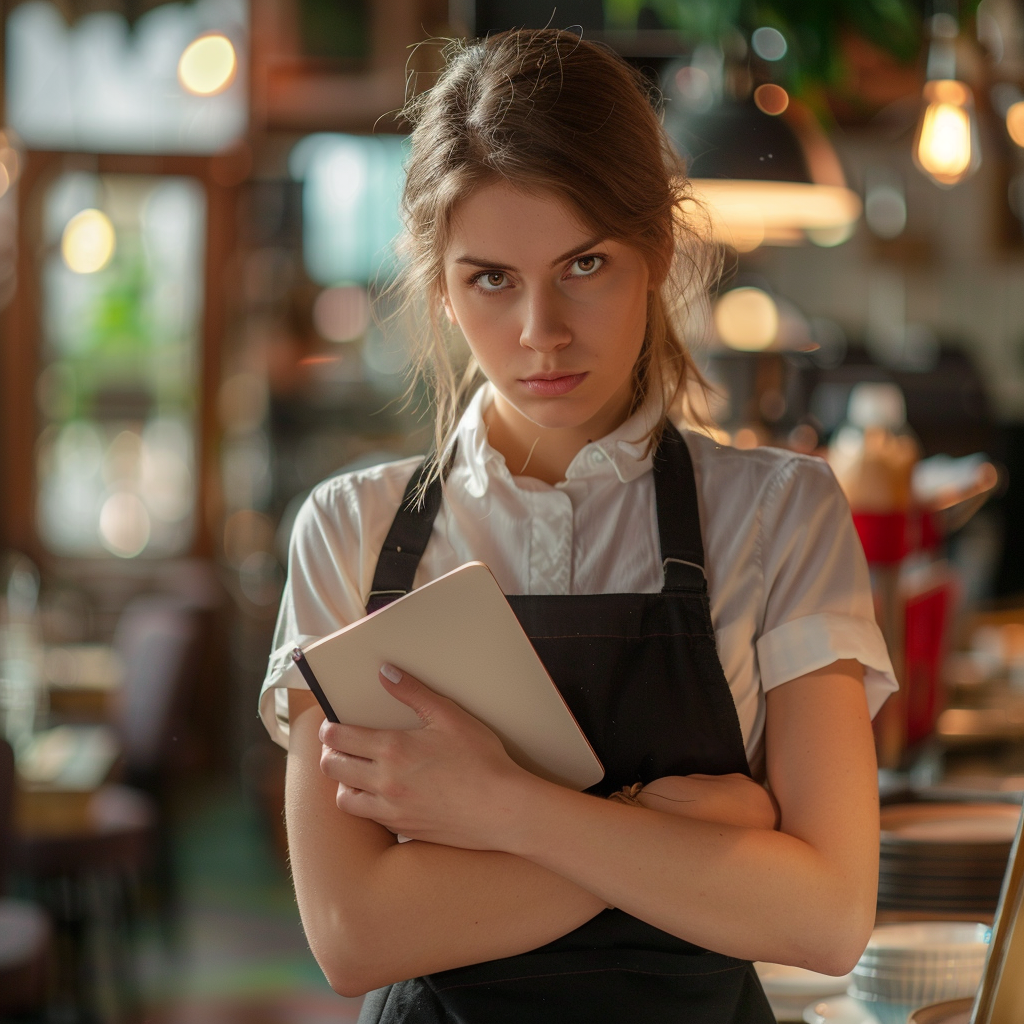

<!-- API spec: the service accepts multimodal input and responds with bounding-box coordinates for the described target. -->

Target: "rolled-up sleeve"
[754,456,898,717]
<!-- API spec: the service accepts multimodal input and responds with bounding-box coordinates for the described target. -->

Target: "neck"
[484,388,634,486]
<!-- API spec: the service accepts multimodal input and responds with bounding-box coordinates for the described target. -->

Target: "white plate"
[803,996,881,1024]
[863,922,991,953]
[756,962,853,997]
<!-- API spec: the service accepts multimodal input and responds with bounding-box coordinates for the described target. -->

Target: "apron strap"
[653,423,707,594]
[365,449,452,614]
[367,423,705,610]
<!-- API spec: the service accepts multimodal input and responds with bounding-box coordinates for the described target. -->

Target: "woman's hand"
[318,664,534,849]
[636,773,780,831]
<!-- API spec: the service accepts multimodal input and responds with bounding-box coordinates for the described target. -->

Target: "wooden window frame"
[1,150,238,564]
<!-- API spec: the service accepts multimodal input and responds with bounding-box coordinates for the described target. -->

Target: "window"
[35,172,205,557]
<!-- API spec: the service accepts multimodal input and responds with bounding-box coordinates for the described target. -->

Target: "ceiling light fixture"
[669,45,861,251]
[913,8,981,187]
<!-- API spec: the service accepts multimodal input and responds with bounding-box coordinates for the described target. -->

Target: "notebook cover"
[299,561,604,791]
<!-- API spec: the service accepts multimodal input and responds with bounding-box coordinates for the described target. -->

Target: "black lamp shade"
[669,101,813,184]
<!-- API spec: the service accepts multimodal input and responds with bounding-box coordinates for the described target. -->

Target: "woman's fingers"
[320,744,377,790]
[319,718,395,758]
[312,662,521,844]
[377,663,462,725]
[333,783,382,819]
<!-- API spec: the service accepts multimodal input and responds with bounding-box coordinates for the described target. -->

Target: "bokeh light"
[753,84,789,116]
[99,492,151,557]
[714,287,780,351]
[61,209,116,274]
[223,509,275,568]
[313,285,371,342]
[178,34,237,96]
[1007,101,1024,148]
[865,184,908,239]
[751,27,787,61]
[0,131,21,193]
[914,80,978,187]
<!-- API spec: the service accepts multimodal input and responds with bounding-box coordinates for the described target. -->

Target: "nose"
[519,286,572,353]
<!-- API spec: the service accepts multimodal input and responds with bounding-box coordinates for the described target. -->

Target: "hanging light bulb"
[913,7,980,188]
[913,79,980,187]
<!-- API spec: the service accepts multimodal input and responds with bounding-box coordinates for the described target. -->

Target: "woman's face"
[442,181,651,441]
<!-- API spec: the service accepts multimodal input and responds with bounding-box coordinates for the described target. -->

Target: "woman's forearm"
[501,782,874,974]
[490,665,879,976]
[286,690,605,996]
[291,661,878,989]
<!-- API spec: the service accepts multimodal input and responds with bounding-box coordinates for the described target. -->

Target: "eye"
[472,271,510,292]
[566,255,605,278]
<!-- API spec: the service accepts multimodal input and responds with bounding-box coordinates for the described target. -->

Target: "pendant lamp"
[912,9,980,188]
[668,79,862,251]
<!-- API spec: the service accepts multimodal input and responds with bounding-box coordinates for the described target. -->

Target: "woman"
[261,28,897,1024]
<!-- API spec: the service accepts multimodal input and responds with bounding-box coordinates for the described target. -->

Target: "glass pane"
[290,133,407,286]
[6,0,247,154]
[36,172,205,558]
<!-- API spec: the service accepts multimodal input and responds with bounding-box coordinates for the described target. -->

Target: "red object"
[903,582,953,747]
[919,511,942,553]
[852,512,909,564]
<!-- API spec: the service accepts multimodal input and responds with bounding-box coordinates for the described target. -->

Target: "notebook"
[292,561,604,791]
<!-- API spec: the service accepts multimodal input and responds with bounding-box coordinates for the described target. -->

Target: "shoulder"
[291,456,423,551]
[681,430,842,514]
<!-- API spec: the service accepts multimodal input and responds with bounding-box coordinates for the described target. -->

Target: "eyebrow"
[453,236,606,272]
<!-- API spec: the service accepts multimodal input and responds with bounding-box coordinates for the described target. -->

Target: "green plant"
[606,1,979,93]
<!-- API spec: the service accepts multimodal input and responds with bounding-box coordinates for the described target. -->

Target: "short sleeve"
[753,456,897,717]
[258,480,376,748]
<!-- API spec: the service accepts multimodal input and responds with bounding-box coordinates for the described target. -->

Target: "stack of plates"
[878,803,1020,914]
[754,962,851,1021]
[848,922,990,1024]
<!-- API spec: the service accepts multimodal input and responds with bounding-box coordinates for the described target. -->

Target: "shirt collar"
[452,383,664,496]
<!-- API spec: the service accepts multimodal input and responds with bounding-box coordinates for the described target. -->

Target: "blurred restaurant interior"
[5,0,1024,1021]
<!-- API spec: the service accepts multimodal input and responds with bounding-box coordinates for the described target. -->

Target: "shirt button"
[590,449,606,463]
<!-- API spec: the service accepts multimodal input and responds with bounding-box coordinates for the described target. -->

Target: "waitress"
[260,27,897,1024]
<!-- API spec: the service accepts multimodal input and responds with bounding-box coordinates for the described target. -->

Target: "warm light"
[178,34,237,96]
[732,428,761,449]
[807,222,856,247]
[685,180,861,249]
[61,209,116,274]
[1007,101,1024,148]
[99,492,150,557]
[714,287,779,351]
[0,133,19,198]
[913,80,979,187]
[753,84,789,116]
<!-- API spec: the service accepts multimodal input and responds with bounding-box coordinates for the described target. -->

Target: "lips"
[519,372,588,397]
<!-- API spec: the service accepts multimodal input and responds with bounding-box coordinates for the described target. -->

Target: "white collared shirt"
[260,384,897,775]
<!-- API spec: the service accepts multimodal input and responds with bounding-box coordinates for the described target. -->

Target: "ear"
[441,293,458,326]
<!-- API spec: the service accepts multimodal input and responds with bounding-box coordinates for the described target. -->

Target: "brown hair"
[388,28,719,485]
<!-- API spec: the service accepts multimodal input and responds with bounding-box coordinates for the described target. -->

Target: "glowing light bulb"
[714,287,779,351]
[178,34,237,96]
[61,209,116,274]
[753,84,789,116]
[913,80,980,187]
[1007,101,1024,148]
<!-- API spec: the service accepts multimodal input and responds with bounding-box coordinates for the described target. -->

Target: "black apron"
[356,424,774,1024]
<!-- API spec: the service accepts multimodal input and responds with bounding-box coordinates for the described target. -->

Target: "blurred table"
[936,683,1024,746]
[15,724,120,835]
[43,643,123,722]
